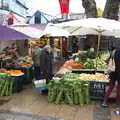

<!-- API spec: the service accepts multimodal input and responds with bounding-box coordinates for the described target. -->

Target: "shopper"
[40,45,53,84]
[72,36,79,53]
[32,44,42,80]
[101,48,120,108]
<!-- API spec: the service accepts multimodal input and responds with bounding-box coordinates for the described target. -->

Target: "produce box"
[72,70,109,100]
[89,81,108,100]
[20,66,33,84]
[14,66,33,84]
[12,74,24,93]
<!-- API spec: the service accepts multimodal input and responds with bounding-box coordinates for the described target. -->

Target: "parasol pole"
[95,26,104,70]
[96,31,101,57]
[95,32,101,70]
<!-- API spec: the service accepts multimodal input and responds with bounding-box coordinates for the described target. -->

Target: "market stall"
[0,25,34,96]
[51,49,110,102]
[0,43,33,84]
[34,71,108,104]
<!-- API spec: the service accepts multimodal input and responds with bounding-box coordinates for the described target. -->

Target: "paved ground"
[0,109,57,120]
[0,58,120,120]
[0,84,120,120]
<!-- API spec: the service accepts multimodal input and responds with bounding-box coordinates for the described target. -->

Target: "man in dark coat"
[40,45,53,84]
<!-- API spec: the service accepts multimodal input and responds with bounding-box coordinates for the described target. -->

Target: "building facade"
[0,0,28,25]
[27,10,54,24]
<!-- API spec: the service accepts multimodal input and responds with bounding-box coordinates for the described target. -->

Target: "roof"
[11,24,46,39]
[16,0,28,9]
[27,10,54,24]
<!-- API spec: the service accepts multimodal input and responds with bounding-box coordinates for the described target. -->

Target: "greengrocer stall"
[0,25,34,96]
[52,49,110,102]
[0,44,33,84]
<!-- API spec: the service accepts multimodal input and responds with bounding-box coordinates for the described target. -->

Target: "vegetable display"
[0,74,14,96]
[56,51,109,76]
[75,51,109,69]
[48,73,90,105]
[0,69,24,76]
[83,58,107,69]
[79,73,108,81]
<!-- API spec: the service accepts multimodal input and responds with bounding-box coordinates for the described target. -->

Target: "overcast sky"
[26,0,107,16]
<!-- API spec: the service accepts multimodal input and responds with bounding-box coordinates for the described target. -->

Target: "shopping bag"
[108,58,115,72]
[34,79,46,88]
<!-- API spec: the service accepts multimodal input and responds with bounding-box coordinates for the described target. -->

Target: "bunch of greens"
[0,74,14,96]
[48,73,90,105]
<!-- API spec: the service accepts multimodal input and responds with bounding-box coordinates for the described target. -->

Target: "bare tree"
[82,0,98,18]
[103,0,120,20]
[82,0,120,20]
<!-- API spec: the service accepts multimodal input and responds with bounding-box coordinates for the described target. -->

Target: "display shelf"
[72,69,107,73]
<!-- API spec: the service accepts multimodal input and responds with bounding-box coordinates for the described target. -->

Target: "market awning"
[10,24,46,39]
[43,24,69,37]
[31,24,69,37]
[0,25,31,40]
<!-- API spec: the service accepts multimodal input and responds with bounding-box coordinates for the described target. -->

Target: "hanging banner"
[59,0,70,14]
[7,12,21,25]
[7,12,14,25]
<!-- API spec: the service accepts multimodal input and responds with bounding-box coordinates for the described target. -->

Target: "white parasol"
[39,24,69,37]
[55,18,120,36]
[55,18,120,68]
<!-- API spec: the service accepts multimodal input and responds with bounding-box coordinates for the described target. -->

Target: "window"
[35,16,41,24]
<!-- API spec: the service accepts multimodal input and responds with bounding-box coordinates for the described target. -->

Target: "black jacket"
[109,48,120,81]
[114,48,120,72]
[40,49,53,75]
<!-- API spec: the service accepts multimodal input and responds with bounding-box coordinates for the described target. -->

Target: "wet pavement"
[0,58,120,120]
[0,84,120,120]
[0,109,57,120]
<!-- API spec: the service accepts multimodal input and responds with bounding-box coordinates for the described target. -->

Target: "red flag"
[59,0,70,14]
[7,12,21,25]
[7,12,14,25]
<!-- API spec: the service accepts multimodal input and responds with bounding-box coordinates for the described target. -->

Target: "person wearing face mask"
[40,45,53,84]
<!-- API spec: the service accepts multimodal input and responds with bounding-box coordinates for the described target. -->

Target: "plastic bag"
[108,58,115,72]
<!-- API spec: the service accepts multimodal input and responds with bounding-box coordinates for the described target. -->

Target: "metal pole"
[95,32,101,70]
[60,37,63,56]
[96,32,101,57]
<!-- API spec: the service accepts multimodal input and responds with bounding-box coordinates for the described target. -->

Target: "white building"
[0,0,28,25]
[27,10,54,24]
